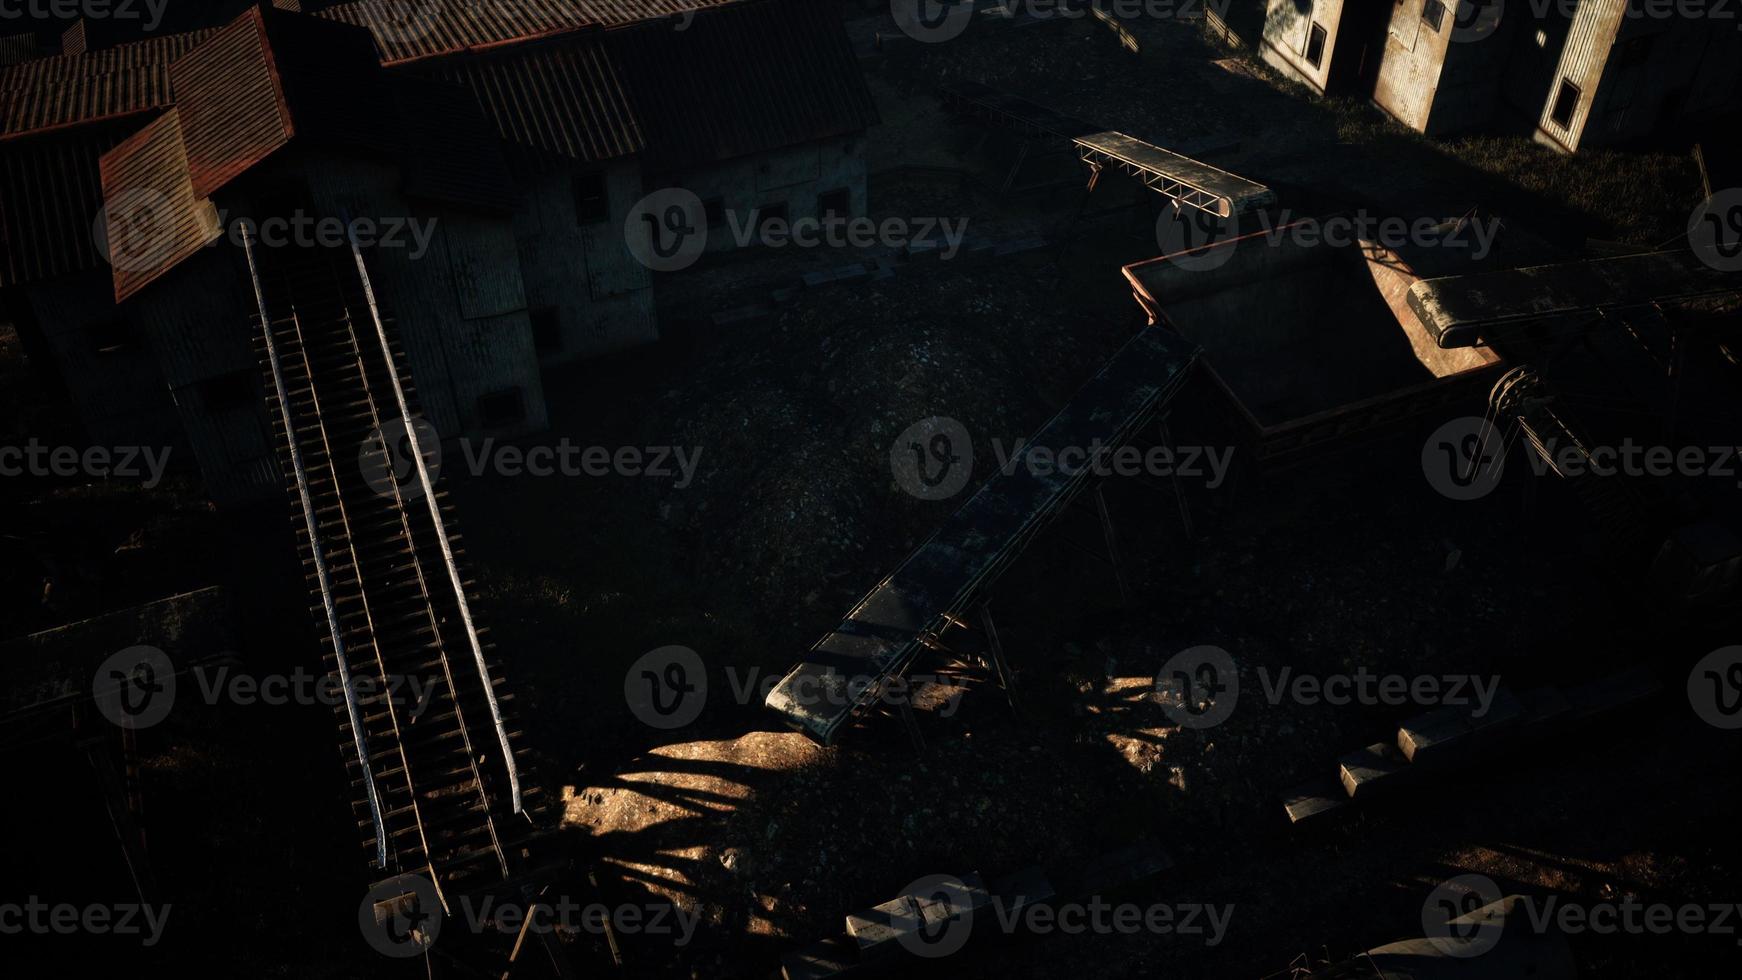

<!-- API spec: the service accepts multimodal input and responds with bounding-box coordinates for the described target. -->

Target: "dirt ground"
[5,6,1736,979]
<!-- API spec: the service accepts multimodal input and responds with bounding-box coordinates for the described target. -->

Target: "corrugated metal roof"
[319,0,738,65]
[607,0,879,169]
[0,0,876,290]
[0,31,211,138]
[433,36,642,163]
[169,8,293,200]
[98,108,224,301]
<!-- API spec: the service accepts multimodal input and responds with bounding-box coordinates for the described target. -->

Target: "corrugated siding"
[319,0,737,65]
[1539,0,1624,147]
[434,38,643,163]
[0,126,122,287]
[607,0,879,168]
[129,243,255,388]
[169,9,293,199]
[98,109,223,302]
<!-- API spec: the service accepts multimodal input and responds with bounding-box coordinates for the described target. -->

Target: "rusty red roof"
[169,8,293,200]
[0,31,211,139]
[98,108,224,302]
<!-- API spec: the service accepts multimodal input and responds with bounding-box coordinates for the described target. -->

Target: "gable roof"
[0,0,877,292]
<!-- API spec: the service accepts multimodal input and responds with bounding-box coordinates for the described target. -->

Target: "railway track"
[242,223,543,909]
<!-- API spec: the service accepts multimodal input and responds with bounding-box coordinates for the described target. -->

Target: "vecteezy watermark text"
[359,874,698,958]
[1423,874,1742,958]
[889,415,1234,501]
[625,187,969,272]
[623,645,967,729]
[1,0,168,29]
[0,897,171,946]
[885,873,1231,959]
[1422,415,1742,502]
[96,191,440,274]
[1152,645,1503,729]
[0,441,172,488]
[1159,208,1503,272]
[92,646,439,730]
[359,419,704,500]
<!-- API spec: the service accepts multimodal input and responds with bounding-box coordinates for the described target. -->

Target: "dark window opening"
[1305,23,1328,68]
[818,188,851,222]
[479,388,526,428]
[1550,78,1581,129]
[201,370,257,412]
[85,316,136,355]
[1420,0,1446,32]
[574,172,608,224]
[531,307,562,354]
[755,202,789,240]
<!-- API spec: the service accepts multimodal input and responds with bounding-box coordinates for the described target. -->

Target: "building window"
[201,370,257,412]
[818,188,851,222]
[1420,0,1446,32]
[573,172,608,224]
[1304,23,1327,68]
[531,307,561,355]
[1550,79,1581,129]
[755,202,789,240]
[478,388,526,428]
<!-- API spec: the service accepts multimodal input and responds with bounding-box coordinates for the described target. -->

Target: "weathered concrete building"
[1506,2,1742,152]
[1371,0,1519,136]
[1259,0,1392,97]
[1261,0,1741,150]
[0,0,877,504]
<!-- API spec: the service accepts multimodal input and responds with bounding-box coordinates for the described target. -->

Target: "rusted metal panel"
[318,0,738,65]
[97,109,223,302]
[608,0,880,169]
[0,31,209,139]
[434,36,644,164]
[168,8,293,200]
[60,18,86,57]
